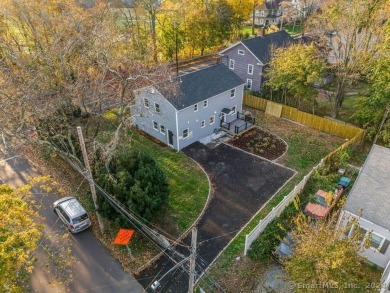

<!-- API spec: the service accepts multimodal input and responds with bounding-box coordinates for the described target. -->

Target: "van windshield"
[73,213,88,224]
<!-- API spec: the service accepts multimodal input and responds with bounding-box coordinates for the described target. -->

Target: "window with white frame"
[182,128,189,139]
[229,59,235,70]
[232,106,236,115]
[248,64,254,75]
[261,10,265,16]
[246,79,252,90]
[260,19,264,25]
[210,115,215,125]
[144,98,150,108]
[347,224,390,254]
[204,100,208,108]
[238,49,245,55]
[230,88,236,98]
[153,121,158,130]
[255,10,259,16]
[155,103,160,113]
[194,104,198,112]
[201,120,205,128]
[160,124,165,134]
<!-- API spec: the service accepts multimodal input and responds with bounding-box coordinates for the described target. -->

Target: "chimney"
[258,27,265,37]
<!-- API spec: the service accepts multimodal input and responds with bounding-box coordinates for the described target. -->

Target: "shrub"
[94,149,169,224]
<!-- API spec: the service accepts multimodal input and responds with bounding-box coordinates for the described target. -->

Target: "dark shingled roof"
[256,0,281,11]
[156,64,244,110]
[242,30,294,64]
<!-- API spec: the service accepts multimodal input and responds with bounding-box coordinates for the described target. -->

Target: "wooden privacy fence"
[243,93,363,139]
[243,94,365,255]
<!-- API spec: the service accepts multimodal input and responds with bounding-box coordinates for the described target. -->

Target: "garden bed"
[228,127,287,160]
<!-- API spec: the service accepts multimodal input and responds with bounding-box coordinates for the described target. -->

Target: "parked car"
[304,177,351,219]
[53,197,91,233]
[272,233,294,264]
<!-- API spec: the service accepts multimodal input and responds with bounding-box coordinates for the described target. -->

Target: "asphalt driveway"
[137,142,295,292]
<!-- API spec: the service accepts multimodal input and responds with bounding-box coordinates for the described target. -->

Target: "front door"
[168,130,174,146]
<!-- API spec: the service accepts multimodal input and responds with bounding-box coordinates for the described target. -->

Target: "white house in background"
[131,64,247,150]
[338,144,390,292]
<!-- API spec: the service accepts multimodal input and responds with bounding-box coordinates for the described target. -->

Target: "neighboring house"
[219,30,294,91]
[338,145,390,292]
[254,0,283,27]
[130,64,246,150]
[253,0,306,27]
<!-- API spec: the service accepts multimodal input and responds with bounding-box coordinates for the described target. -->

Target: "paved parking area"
[137,142,295,292]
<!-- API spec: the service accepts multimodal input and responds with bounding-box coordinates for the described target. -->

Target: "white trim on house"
[154,102,161,113]
[246,79,253,90]
[248,64,254,75]
[160,124,166,135]
[175,109,180,149]
[176,84,245,113]
[153,120,158,131]
[240,42,265,65]
[219,43,264,66]
[230,88,236,98]
[144,98,150,108]
[232,105,237,115]
[182,128,189,139]
[229,59,235,69]
[210,115,215,125]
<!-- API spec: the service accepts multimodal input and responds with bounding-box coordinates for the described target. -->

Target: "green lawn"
[241,26,253,37]
[100,109,209,236]
[284,25,302,36]
[127,129,209,235]
[197,110,346,291]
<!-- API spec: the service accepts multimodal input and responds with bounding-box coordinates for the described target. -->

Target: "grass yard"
[30,108,209,273]
[127,129,209,236]
[101,109,209,238]
[284,24,302,36]
[197,109,347,292]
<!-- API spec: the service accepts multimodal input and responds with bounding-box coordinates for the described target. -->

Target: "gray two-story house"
[131,64,245,150]
[219,30,293,91]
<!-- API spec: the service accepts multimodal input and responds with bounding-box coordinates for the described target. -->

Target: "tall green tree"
[95,149,169,222]
[266,43,327,113]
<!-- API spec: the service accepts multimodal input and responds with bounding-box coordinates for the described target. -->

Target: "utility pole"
[174,21,179,77]
[77,126,104,233]
[188,227,197,293]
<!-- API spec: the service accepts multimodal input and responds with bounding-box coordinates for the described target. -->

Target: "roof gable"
[344,144,390,230]
[241,30,294,64]
[156,64,245,110]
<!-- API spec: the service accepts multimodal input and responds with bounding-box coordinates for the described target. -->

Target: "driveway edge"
[195,161,297,287]
[136,154,213,274]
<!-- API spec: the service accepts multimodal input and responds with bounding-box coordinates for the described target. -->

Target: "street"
[0,154,144,293]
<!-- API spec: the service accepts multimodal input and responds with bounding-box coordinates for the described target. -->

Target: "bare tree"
[307,0,388,117]
[0,0,170,159]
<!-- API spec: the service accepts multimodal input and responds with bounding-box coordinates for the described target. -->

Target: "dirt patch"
[228,127,287,160]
